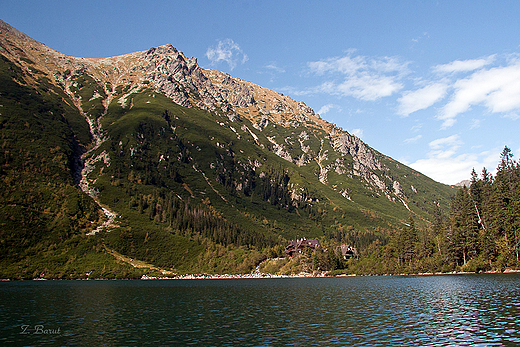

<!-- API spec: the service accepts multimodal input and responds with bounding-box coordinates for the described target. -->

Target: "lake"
[1,274,519,346]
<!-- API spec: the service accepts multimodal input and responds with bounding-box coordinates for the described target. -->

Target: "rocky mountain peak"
[0,19,32,43]
[136,44,210,107]
[0,25,430,204]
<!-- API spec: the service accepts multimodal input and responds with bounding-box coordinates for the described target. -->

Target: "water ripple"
[0,274,519,345]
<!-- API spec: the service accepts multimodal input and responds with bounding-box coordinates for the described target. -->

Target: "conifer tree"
[401,216,418,266]
[449,187,479,266]
[479,167,493,231]
[490,147,516,262]
[431,202,446,261]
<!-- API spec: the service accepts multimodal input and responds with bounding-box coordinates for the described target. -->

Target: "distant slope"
[0,19,455,278]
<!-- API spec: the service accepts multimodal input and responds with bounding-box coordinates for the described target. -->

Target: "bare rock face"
[297,101,315,116]
[217,74,256,108]
[331,132,400,197]
[122,45,403,199]
[139,44,211,108]
[0,19,33,44]
[334,133,383,172]
[134,44,256,114]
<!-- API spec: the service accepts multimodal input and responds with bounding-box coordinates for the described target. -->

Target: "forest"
[345,146,520,275]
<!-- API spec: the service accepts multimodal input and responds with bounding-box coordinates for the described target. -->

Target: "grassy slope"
[0,52,455,278]
[0,54,151,279]
[88,87,454,266]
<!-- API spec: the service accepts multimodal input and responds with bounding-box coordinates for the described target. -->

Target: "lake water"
[1,274,519,346]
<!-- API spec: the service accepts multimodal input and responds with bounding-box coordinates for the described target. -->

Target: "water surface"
[1,274,519,346]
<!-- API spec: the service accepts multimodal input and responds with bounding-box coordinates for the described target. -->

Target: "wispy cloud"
[260,62,286,82]
[265,62,285,73]
[411,32,429,45]
[307,52,410,101]
[470,119,482,129]
[206,39,248,70]
[438,60,520,128]
[350,128,364,138]
[432,55,495,74]
[504,113,520,120]
[404,135,422,144]
[411,124,422,133]
[293,51,520,132]
[309,54,363,75]
[317,103,341,116]
[314,75,404,101]
[387,54,520,128]
[397,82,449,117]
[429,134,462,150]
[409,135,499,184]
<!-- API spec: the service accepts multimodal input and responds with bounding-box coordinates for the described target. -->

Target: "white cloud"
[265,62,285,73]
[372,56,407,73]
[308,53,366,75]
[307,52,409,101]
[409,135,500,184]
[317,103,341,115]
[313,73,403,101]
[397,82,449,117]
[433,55,495,74]
[411,124,422,132]
[470,119,482,129]
[429,134,462,150]
[404,135,422,144]
[411,154,479,185]
[336,74,403,101]
[438,61,520,128]
[350,128,364,138]
[410,151,500,185]
[504,113,520,120]
[206,39,248,70]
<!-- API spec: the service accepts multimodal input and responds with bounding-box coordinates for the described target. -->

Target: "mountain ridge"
[0,18,434,206]
[0,19,455,278]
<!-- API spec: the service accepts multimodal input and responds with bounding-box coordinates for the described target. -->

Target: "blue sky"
[3,0,520,184]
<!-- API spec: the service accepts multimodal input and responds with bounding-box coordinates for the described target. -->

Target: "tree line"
[452,146,520,268]
[348,146,520,274]
[133,189,276,249]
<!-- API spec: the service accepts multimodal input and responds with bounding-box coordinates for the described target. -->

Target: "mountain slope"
[0,19,455,278]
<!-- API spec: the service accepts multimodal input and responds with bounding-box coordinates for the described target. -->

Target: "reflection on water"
[0,274,519,346]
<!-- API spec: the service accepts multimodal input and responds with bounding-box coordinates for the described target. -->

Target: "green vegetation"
[0,54,107,278]
[341,147,520,275]
[0,48,461,279]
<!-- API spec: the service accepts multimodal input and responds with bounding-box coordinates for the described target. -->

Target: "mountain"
[454,180,471,188]
[0,20,455,279]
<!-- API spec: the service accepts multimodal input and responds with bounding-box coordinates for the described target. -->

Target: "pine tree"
[449,187,479,266]
[490,147,516,263]
[400,216,418,266]
[506,162,520,263]
[479,167,493,230]
[470,168,484,228]
[431,202,446,261]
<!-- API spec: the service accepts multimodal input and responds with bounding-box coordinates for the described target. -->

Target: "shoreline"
[1,269,519,281]
[141,268,520,280]
[140,272,329,280]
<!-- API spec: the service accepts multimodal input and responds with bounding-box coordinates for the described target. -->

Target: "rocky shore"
[141,272,328,280]
[141,268,520,280]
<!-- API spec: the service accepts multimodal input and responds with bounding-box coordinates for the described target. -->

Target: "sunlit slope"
[0,18,455,278]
